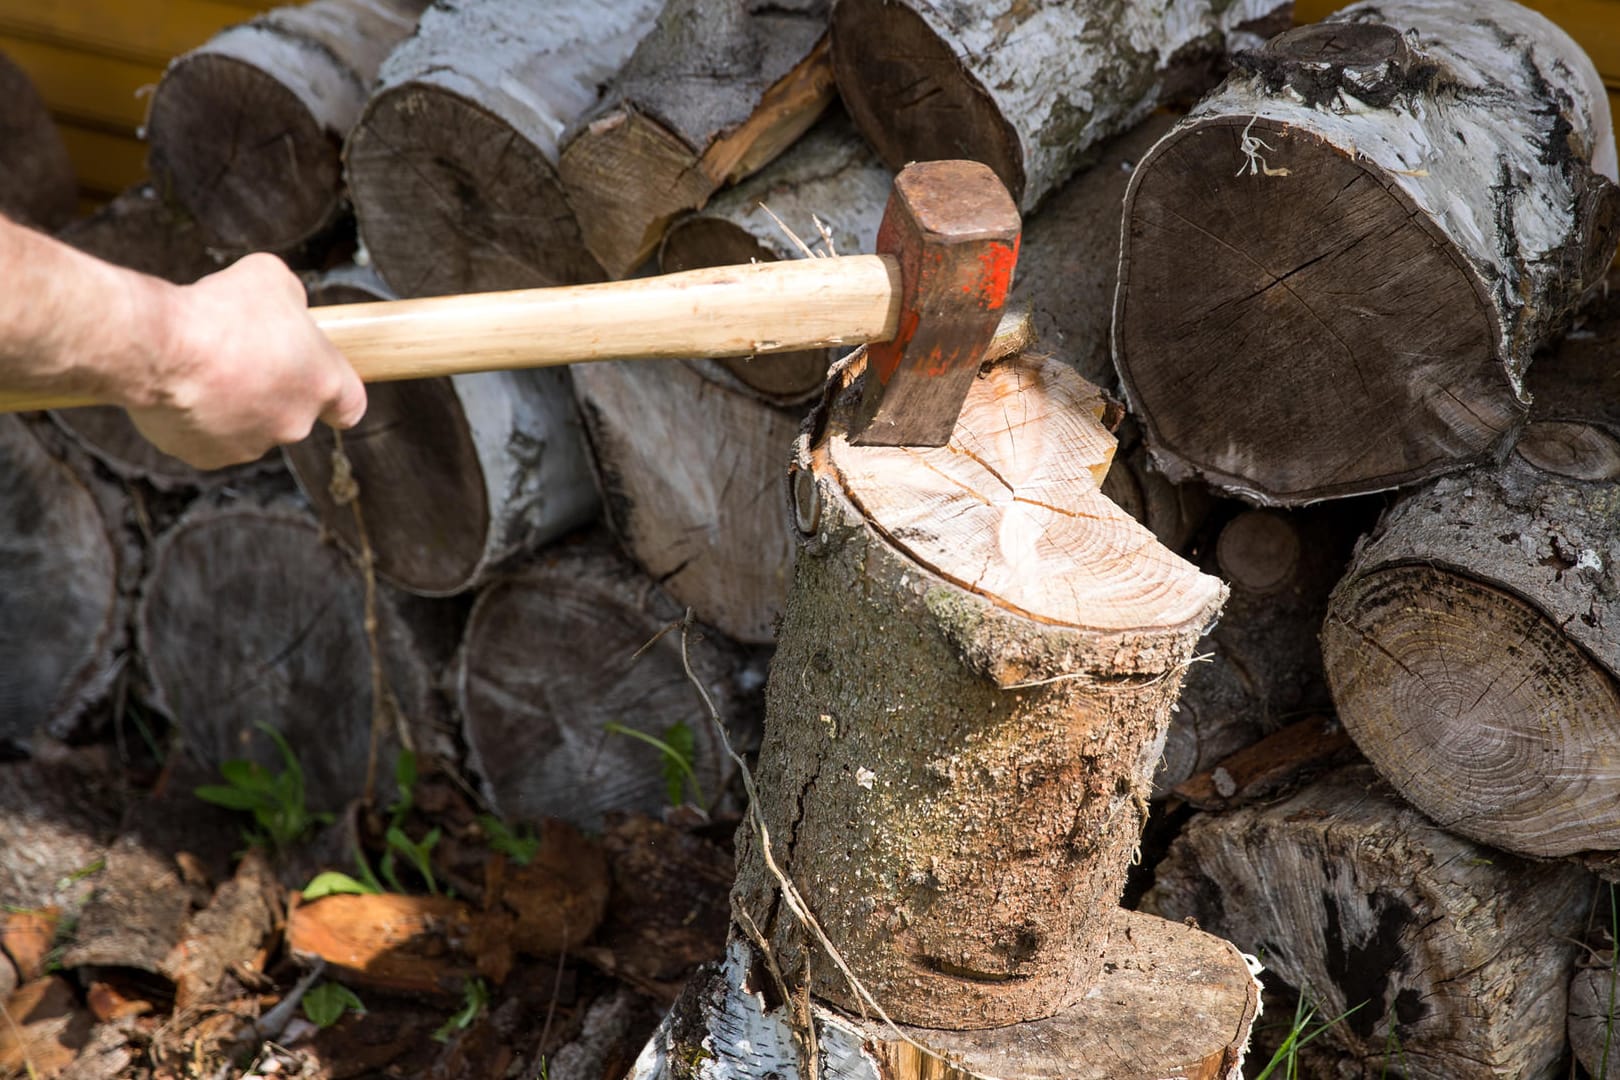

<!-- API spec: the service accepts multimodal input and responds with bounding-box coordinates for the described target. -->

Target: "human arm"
[0,215,365,469]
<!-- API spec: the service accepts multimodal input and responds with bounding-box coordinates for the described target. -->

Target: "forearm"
[0,214,177,408]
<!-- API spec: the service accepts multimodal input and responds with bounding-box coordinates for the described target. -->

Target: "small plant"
[194,724,331,851]
[383,825,442,895]
[480,814,540,866]
[302,981,365,1028]
[604,720,705,808]
[1252,994,1365,1080]
[302,870,379,900]
[433,978,490,1042]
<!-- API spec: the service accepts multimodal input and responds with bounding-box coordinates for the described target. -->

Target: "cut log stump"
[1145,766,1594,1080]
[559,0,836,279]
[0,417,127,750]
[455,542,739,831]
[1322,451,1620,858]
[146,0,428,254]
[829,0,1289,213]
[0,48,75,230]
[283,264,599,596]
[1523,263,1620,481]
[346,0,661,297]
[137,503,441,812]
[1115,0,1620,504]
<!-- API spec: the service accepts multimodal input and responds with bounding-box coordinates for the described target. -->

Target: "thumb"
[321,363,368,430]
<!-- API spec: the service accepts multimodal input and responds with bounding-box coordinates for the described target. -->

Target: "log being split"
[346,0,661,297]
[1115,0,1620,505]
[283,264,598,596]
[1322,450,1620,858]
[137,503,442,812]
[571,115,889,643]
[146,0,428,253]
[0,49,74,230]
[559,0,836,279]
[829,0,1289,213]
[1145,766,1593,1080]
[0,418,126,751]
[455,541,740,831]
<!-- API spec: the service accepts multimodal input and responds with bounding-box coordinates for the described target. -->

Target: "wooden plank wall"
[0,0,276,211]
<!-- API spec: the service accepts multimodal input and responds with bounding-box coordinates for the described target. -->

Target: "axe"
[4,160,1020,447]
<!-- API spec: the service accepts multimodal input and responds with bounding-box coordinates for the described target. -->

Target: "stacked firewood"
[5,0,1620,1075]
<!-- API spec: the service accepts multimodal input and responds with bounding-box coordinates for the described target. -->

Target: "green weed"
[604,720,705,808]
[1253,994,1366,1080]
[302,981,365,1028]
[194,724,331,851]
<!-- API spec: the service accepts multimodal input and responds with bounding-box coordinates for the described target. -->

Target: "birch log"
[1322,451,1620,858]
[1115,0,1620,505]
[345,0,660,297]
[455,542,737,831]
[0,49,74,230]
[0,418,126,751]
[1145,766,1593,1080]
[559,0,836,279]
[146,0,429,253]
[729,346,1227,1028]
[137,504,440,812]
[283,264,598,596]
[829,0,1289,213]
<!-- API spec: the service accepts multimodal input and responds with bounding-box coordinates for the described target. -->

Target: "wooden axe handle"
[0,254,903,413]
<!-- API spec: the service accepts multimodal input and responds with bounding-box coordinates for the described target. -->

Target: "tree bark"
[1115,0,1620,505]
[630,915,1260,1080]
[283,264,599,596]
[136,503,441,812]
[559,0,836,279]
[0,48,75,230]
[455,542,740,831]
[1144,765,1594,1080]
[146,0,429,254]
[51,186,280,488]
[659,110,890,406]
[345,0,661,297]
[1155,500,1375,795]
[730,346,1225,1028]
[830,0,1289,214]
[1322,451,1620,858]
[1569,964,1620,1080]
[0,418,128,751]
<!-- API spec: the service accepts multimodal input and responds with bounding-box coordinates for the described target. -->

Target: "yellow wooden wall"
[0,0,277,209]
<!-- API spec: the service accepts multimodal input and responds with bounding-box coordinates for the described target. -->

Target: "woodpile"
[5,0,1620,1075]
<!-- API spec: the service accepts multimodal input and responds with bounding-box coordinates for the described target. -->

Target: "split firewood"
[160,851,280,1010]
[285,893,512,997]
[721,341,1251,1062]
[59,834,193,994]
[0,417,128,749]
[829,0,1288,214]
[631,911,1260,1080]
[456,543,738,830]
[1098,420,1215,559]
[0,49,74,230]
[1156,500,1376,794]
[0,977,93,1078]
[1115,0,1620,505]
[1322,451,1620,859]
[0,910,56,989]
[346,0,662,297]
[1145,766,1594,1079]
[137,503,441,812]
[284,264,599,595]
[560,0,836,279]
[1170,713,1358,811]
[145,0,429,253]
[1569,964,1620,1080]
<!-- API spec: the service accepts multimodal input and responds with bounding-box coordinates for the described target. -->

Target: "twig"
[0,996,41,1080]
[758,201,821,260]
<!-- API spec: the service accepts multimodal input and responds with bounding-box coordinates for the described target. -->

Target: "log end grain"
[0,50,76,230]
[1116,116,1513,504]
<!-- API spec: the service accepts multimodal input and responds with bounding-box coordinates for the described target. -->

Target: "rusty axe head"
[849,159,1022,447]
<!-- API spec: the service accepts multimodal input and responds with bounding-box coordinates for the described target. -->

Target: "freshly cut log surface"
[456,543,737,831]
[629,915,1260,1080]
[146,0,429,253]
[732,347,1225,1028]
[346,0,661,297]
[137,504,436,812]
[1116,0,1620,505]
[0,418,124,750]
[284,264,599,596]
[659,111,889,404]
[1322,451,1620,858]
[1146,766,1593,1080]
[829,0,1289,212]
[0,49,74,230]
[560,0,836,279]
